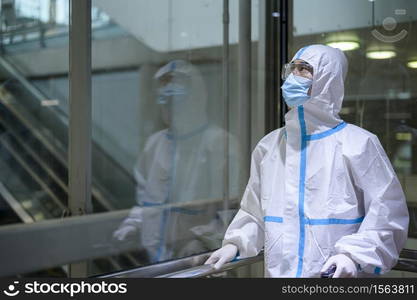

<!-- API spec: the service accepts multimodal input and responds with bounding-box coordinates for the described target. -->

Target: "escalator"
[0,55,144,276]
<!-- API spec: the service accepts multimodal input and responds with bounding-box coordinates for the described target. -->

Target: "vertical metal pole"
[168,0,173,50]
[279,0,289,127]
[69,0,92,278]
[265,0,280,132]
[0,6,3,55]
[239,0,251,182]
[223,0,230,214]
[49,0,57,25]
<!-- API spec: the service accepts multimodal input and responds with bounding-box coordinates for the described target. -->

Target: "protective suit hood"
[285,45,348,135]
[154,60,209,138]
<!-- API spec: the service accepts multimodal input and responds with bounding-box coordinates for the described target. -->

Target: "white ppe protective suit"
[114,60,240,263]
[220,45,409,277]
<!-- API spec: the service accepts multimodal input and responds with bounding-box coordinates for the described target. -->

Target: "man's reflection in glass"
[113,60,240,264]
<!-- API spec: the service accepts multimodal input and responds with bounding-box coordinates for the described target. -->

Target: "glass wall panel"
[0,0,266,278]
[291,0,417,277]
[0,0,69,276]
[86,0,263,276]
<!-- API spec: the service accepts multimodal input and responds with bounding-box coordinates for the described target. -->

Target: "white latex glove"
[321,254,358,278]
[112,207,143,241]
[204,244,238,270]
[112,224,138,241]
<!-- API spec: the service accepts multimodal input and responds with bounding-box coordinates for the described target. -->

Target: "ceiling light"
[407,60,417,69]
[326,41,360,51]
[366,50,396,60]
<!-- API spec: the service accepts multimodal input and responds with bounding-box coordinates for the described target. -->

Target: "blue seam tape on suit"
[296,106,308,277]
[156,138,178,262]
[155,208,168,262]
[264,216,284,223]
[263,216,363,225]
[295,106,349,277]
[305,216,364,225]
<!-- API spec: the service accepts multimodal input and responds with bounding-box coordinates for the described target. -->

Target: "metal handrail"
[157,251,417,278]
[98,248,417,278]
[157,253,264,278]
[399,248,417,260]
[394,259,417,273]
[97,251,264,278]
[97,252,213,278]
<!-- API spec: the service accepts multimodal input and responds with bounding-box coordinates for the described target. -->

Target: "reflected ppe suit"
[222,45,409,277]
[124,60,240,263]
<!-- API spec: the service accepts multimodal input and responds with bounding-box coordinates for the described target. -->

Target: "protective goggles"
[281,61,314,81]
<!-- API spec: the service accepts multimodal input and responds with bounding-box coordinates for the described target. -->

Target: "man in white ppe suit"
[205,45,409,278]
[113,60,240,263]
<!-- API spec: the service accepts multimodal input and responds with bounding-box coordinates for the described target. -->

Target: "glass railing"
[0,9,139,275]
[0,0,260,278]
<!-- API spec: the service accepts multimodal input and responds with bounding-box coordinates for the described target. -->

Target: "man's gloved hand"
[321,254,358,278]
[204,244,238,270]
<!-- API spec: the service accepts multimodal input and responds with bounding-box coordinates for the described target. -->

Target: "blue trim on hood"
[306,122,347,141]
[295,46,309,60]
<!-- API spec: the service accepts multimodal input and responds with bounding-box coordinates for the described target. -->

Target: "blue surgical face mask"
[157,83,187,104]
[281,73,313,108]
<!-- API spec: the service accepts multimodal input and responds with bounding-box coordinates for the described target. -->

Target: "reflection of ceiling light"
[326,41,360,51]
[340,107,354,115]
[396,133,412,141]
[41,99,59,107]
[366,50,396,60]
[407,60,417,69]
